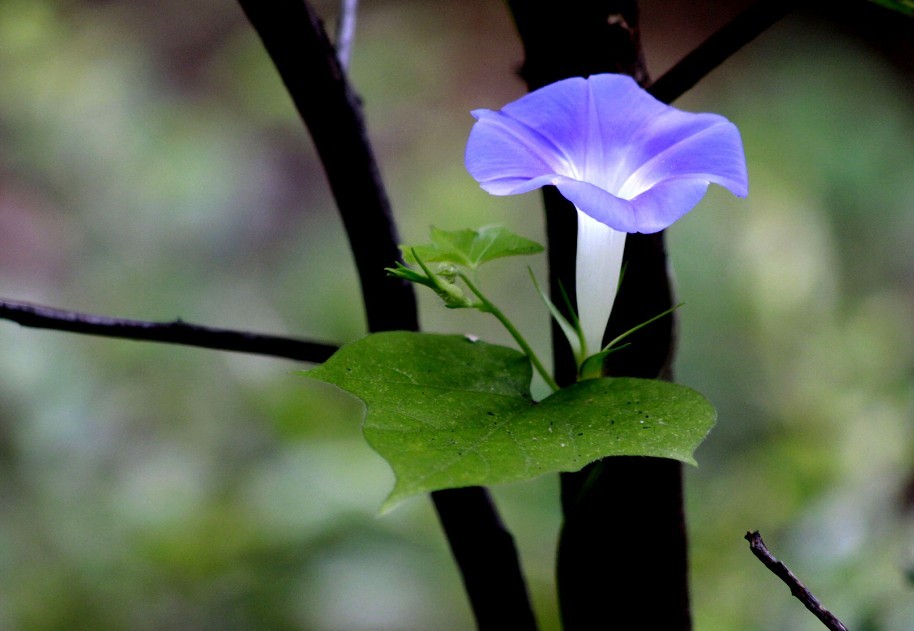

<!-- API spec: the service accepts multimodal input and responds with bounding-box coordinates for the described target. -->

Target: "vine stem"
[460,273,560,393]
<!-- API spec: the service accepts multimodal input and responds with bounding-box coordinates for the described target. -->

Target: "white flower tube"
[575,209,626,357]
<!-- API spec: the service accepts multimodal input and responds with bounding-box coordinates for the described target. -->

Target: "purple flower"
[465,73,747,360]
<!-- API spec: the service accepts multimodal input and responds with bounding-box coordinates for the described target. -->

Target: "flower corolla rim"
[464,73,748,235]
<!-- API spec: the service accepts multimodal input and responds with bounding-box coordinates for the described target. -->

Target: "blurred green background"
[1,0,913,629]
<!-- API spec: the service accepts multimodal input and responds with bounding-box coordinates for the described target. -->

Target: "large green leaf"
[305,332,716,510]
[401,225,543,269]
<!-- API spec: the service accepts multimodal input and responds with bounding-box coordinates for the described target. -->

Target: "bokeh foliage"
[0,1,912,629]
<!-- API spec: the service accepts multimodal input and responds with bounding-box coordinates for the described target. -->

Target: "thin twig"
[0,298,337,363]
[745,531,850,631]
[648,0,796,104]
[335,0,359,71]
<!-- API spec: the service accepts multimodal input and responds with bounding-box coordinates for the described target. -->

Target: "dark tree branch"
[236,0,417,334]
[0,298,338,363]
[648,0,796,104]
[745,531,850,631]
[507,0,649,90]
[507,0,800,626]
[237,2,535,628]
[432,488,539,631]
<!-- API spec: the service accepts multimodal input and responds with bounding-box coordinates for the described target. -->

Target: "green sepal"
[386,255,475,309]
[578,303,683,380]
[529,268,584,363]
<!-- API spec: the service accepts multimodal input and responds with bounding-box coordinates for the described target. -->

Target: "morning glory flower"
[465,73,748,360]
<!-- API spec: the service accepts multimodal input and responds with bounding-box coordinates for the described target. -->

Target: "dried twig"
[745,531,850,631]
[0,298,337,363]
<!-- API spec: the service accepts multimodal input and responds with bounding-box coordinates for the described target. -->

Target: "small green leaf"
[401,225,544,269]
[305,332,716,510]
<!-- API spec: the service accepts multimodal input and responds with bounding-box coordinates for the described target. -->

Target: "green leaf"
[401,225,544,269]
[304,332,716,510]
[868,0,914,16]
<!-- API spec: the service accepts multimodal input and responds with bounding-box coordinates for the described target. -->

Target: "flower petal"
[578,74,671,192]
[465,109,568,194]
[466,74,672,195]
[617,114,748,200]
[549,176,712,234]
[628,178,711,233]
[550,176,640,232]
[465,73,748,235]
[493,78,589,174]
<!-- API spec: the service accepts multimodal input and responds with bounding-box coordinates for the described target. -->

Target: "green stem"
[460,273,560,393]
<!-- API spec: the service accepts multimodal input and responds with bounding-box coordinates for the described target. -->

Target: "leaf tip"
[378,487,411,515]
